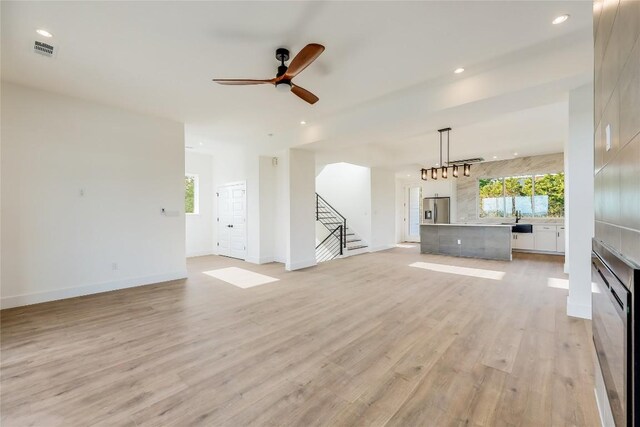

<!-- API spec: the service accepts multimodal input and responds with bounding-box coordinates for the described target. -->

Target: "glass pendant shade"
[441,166,448,179]
[463,163,471,176]
[452,165,459,177]
[421,168,428,180]
[431,168,438,180]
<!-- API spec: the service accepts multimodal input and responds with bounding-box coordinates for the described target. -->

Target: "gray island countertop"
[420,223,512,261]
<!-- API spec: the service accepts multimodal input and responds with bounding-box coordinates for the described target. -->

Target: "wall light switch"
[457,239,461,245]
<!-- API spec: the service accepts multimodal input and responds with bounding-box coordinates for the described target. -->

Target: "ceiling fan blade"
[291,84,319,105]
[284,44,325,79]
[212,79,274,85]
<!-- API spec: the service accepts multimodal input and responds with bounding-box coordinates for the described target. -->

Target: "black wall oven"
[592,239,640,426]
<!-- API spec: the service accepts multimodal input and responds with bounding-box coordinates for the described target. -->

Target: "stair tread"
[347,245,368,250]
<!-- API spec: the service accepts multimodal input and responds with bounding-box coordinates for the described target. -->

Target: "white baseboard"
[1,270,188,309]
[186,250,214,258]
[566,296,591,319]
[286,258,317,271]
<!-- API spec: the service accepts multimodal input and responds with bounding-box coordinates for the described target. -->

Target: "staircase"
[315,193,368,263]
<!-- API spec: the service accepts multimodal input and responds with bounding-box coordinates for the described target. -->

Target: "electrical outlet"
[112,262,118,271]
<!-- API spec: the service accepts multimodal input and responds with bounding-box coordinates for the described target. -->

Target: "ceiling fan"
[213,44,325,105]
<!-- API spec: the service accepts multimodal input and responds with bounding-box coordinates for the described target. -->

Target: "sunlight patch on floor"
[409,261,505,280]
[547,277,600,293]
[203,267,279,289]
[396,244,417,248]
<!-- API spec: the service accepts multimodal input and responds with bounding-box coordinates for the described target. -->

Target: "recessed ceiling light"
[454,68,465,74]
[493,155,497,159]
[513,152,518,156]
[199,142,203,146]
[435,163,439,166]
[300,121,306,125]
[552,14,569,25]
[36,29,53,38]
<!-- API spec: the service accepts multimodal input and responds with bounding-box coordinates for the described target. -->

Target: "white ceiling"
[1,1,593,172]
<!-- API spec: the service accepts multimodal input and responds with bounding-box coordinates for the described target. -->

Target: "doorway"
[217,182,247,260]
[404,186,421,242]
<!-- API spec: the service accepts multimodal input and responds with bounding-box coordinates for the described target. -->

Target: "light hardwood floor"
[1,247,600,426]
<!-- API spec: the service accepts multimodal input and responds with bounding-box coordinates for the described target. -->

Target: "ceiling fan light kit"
[213,44,325,105]
[420,127,471,180]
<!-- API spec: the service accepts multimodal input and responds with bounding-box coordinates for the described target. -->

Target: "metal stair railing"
[315,225,343,263]
[316,193,347,249]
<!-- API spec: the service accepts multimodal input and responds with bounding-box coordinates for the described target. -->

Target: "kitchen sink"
[502,223,533,233]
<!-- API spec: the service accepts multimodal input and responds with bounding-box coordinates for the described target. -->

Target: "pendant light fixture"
[420,127,470,180]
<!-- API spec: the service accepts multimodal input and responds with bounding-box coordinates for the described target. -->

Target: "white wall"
[285,149,316,270]
[257,156,277,264]
[370,168,397,251]
[316,163,372,244]
[1,82,186,308]
[565,83,594,319]
[185,152,214,257]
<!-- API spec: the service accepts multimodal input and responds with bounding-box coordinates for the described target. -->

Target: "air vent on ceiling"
[448,157,485,165]
[33,41,55,57]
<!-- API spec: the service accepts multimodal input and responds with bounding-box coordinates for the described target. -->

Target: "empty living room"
[2,1,640,426]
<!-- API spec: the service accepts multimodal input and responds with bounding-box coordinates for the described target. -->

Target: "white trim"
[594,389,604,427]
[286,258,317,271]
[186,250,215,258]
[566,296,591,319]
[0,270,188,309]
[403,185,422,242]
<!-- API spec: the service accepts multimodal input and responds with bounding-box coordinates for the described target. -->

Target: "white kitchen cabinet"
[534,225,558,252]
[512,233,534,250]
[557,226,565,253]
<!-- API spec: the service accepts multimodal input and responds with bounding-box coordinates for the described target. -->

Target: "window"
[479,178,506,218]
[185,174,199,214]
[478,173,564,218]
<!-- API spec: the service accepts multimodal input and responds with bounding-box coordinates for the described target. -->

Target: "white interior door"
[217,182,247,260]
[404,186,422,242]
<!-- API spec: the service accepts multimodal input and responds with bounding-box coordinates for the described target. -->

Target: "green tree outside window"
[185,175,196,214]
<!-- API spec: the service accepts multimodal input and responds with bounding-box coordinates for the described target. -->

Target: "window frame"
[477,172,564,219]
[185,173,200,215]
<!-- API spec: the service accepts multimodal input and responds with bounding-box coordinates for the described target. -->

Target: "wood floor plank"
[0,249,599,426]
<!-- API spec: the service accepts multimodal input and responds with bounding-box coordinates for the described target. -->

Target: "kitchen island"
[420,223,512,261]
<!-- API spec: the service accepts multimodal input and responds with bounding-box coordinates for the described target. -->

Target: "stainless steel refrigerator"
[422,197,450,224]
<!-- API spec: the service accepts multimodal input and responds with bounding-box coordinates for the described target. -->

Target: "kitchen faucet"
[515,210,521,223]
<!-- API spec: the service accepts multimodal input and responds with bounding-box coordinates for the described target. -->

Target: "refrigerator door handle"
[434,202,438,224]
